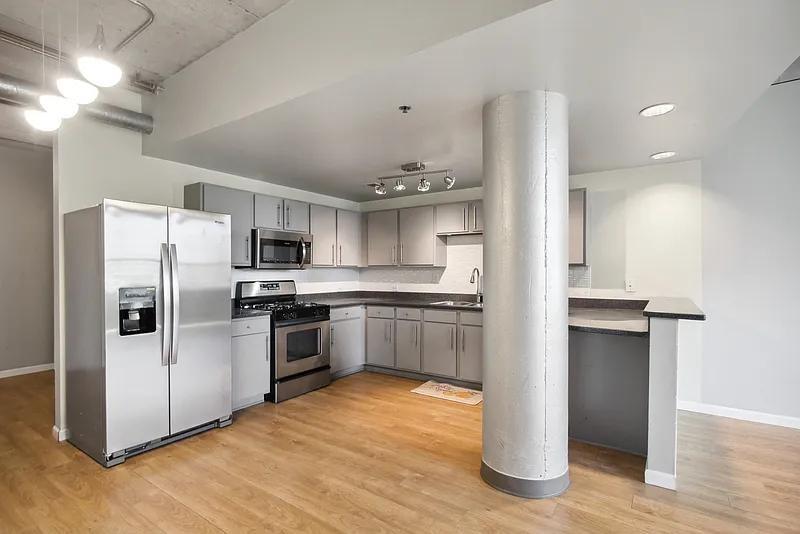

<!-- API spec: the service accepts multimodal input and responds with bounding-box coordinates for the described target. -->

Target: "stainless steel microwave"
[251,228,312,269]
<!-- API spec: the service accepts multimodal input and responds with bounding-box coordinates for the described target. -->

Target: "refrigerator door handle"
[160,244,172,366]
[169,243,181,365]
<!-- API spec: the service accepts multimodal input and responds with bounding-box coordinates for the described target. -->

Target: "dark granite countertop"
[643,297,705,321]
[300,292,650,336]
[231,306,272,321]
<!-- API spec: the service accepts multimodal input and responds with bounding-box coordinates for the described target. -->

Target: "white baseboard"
[0,363,54,380]
[52,425,69,442]
[644,469,676,490]
[678,400,800,430]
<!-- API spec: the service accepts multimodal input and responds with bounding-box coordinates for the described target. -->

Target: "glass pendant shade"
[57,77,99,105]
[39,94,79,118]
[24,109,62,132]
[77,23,123,88]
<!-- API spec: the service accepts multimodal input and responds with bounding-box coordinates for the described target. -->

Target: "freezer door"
[168,207,232,434]
[103,200,170,455]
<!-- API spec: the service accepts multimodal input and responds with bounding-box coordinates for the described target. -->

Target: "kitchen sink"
[431,300,482,308]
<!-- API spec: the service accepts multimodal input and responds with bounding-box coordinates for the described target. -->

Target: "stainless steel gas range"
[234,281,330,402]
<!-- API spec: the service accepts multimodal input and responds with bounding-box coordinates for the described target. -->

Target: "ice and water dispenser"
[118,287,157,336]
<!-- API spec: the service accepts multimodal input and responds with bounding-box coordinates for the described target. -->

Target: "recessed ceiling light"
[650,151,677,160]
[639,103,676,117]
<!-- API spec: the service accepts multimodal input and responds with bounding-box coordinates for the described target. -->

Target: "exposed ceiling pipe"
[0,0,162,94]
[0,72,154,134]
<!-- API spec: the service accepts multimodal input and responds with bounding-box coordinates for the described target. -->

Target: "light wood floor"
[1,371,799,533]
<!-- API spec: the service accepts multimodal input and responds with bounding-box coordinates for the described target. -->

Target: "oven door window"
[259,238,300,264]
[286,328,321,361]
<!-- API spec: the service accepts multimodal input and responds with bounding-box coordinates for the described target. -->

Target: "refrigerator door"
[103,200,171,455]
[168,207,232,434]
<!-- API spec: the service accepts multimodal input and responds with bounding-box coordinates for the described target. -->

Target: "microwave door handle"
[169,244,180,364]
[160,244,171,366]
[298,237,307,268]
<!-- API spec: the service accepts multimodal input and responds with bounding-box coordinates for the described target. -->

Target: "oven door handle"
[297,237,307,269]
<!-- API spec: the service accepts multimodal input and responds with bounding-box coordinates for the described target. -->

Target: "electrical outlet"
[625,279,636,292]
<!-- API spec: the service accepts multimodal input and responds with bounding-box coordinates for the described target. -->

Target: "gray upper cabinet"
[569,189,587,265]
[254,194,283,230]
[184,183,253,267]
[458,324,482,383]
[469,201,483,233]
[435,202,469,234]
[367,210,398,266]
[310,205,337,266]
[395,319,421,371]
[283,200,310,233]
[399,206,446,266]
[366,317,395,367]
[336,210,362,267]
[422,320,457,378]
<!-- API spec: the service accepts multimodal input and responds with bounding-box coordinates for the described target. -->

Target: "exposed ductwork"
[0,72,154,134]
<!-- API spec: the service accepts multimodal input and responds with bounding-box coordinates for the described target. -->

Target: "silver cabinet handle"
[331,325,335,346]
[389,323,392,343]
[463,207,467,231]
[169,244,180,365]
[414,324,418,347]
[384,321,388,342]
[245,235,250,262]
[160,244,171,367]
[449,327,454,350]
[400,243,403,264]
[339,244,342,265]
[286,203,291,227]
[276,203,281,227]
[331,243,335,265]
[462,327,466,351]
[472,204,477,231]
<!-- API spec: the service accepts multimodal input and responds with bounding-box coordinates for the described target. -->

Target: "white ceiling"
[154,0,800,201]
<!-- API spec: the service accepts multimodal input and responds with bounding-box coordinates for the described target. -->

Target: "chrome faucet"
[470,267,483,303]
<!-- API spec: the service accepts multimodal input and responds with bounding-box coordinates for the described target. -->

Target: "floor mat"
[411,380,483,405]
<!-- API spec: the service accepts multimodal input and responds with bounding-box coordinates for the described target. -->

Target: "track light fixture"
[365,162,454,196]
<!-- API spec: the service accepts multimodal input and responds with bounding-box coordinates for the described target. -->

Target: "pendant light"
[40,12,78,118]
[58,0,99,104]
[25,2,63,132]
[78,5,122,88]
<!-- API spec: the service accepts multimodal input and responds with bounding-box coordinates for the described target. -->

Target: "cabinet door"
[569,189,586,265]
[231,332,270,411]
[367,210,398,266]
[254,194,283,230]
[422,321,457,377]
[395,320,421,371]
[310,205,337,266]
[336,210,362,267]
[366,318,394,367]
[399,206,435,265]
[436,203,469,234]
[330,317,365,374]
[458,325,482,382]
[202,184,254,267]
[469,201,484,233]
[284,200,310,233]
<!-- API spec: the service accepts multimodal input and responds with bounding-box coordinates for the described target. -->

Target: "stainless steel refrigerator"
[64,199,232,467]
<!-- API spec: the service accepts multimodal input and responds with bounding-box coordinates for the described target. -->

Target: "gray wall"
[702,81,800,419]
[0,139,53,372]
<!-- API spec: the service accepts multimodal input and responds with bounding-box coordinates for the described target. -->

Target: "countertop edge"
[643,297,706,321]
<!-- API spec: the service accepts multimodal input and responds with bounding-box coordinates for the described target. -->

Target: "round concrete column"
[481,91,570,498]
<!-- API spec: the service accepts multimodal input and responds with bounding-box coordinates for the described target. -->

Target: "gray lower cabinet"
[283,199,310,233]
[231,319,270,411]
[422,321,457,377]
[395,319,421,371]
[310,205,337,266]
[184,183,254,267]
[366,317,395,367]
[330,312,365,375]
[458,325,482,382]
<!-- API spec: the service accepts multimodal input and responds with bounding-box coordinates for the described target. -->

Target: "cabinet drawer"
[460,311,483,326]
[232,317,271,336]
[367,306,395,319]
[395,307,421,321]
[423,309,457,324]
[331,306,363,321]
